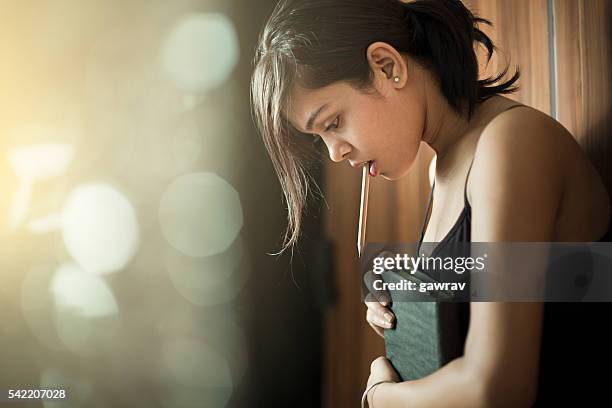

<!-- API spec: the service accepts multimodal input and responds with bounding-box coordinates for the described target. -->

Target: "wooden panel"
[322,161,382,407]
[465,0,551,113]
[555,0,612,212]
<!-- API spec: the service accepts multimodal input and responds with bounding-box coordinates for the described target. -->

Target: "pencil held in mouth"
[357,162,371,258]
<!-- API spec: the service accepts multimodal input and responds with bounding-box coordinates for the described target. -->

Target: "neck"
[421,85,472,163]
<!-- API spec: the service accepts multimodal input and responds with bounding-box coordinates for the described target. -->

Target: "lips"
[368,160,378,177]
[350,159,379,177]
[350,160,368,168]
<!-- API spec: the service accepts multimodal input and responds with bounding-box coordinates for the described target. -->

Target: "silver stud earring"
[393,76,400,83]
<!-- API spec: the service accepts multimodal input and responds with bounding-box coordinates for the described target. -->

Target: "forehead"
[286,82,352,132]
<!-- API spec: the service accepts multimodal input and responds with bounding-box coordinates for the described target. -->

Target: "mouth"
[350,160,379,177]
[368,160,379,177]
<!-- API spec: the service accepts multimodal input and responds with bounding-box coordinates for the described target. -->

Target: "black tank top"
[415,104,612,405]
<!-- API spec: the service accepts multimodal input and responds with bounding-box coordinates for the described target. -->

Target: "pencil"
[357,162,370,258]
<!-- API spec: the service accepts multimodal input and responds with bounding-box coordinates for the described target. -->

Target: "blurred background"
[0,0,610,407]
[0,0,326,407]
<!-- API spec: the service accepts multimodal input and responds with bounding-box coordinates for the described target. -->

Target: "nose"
[327,139,351,163]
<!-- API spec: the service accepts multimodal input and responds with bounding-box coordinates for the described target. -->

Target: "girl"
[250,0,611,406]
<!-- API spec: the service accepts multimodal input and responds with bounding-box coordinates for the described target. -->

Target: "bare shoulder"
[475,105,568,182]
[469,104,610,241]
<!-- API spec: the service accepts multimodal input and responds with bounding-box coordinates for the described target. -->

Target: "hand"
[364,263,396,337]
[366,356,400,406]
[364,292,395,338]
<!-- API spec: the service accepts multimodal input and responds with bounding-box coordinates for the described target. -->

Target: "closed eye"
[325,116,340,132]
[311,116,339,146]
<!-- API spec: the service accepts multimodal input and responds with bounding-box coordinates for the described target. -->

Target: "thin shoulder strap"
[463,103,525,207]
[418,179,435,244]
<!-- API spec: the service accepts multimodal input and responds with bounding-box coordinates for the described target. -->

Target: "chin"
[382,175,400,181]
[381,167,411,181]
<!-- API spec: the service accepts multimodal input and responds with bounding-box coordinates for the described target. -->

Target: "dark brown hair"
[250,0,520,256]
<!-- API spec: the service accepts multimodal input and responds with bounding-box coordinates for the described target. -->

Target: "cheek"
[382,117,421,159]
[378,100,423,145]
[348,116,381,152]
[358,111,397,149]
[395,106,425,155]
[353,98,423,163]
[384,120,423,178]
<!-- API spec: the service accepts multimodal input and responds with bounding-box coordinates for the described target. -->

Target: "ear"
[366,41,409,94]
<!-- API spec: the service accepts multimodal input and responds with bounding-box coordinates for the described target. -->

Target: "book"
[382,270,469,381]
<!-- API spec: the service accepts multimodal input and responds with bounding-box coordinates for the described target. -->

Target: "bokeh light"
[157,338,233,408]
[8,143,74,183]
[50,263,121,356]
[2,1,254,406]
[27,213,62,235]
[40,367,94,408]
[61,183,140,275]
[158,172,243,257]
[50,263,119,318]
[161,13,239,92]
[155,303,250,385]
[164,235,249,306]
[7,142,75,230]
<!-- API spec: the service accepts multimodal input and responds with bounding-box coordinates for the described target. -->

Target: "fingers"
[365,298,395,325]
[363,270,391,305]
[370,356,390,371]
[363,271,391,306]
[366,305,395,334]
[363,249,398,304]
[363,250,398,337]
[364,291,391,307]
[370,356,401,383]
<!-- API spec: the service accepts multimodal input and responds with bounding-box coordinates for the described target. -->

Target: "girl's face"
[287,69,425,181]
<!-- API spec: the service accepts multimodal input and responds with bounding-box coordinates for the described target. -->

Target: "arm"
[374,301,545,407]
[371,109,566,407]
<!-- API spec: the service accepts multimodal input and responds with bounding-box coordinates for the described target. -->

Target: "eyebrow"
[304,103,330,132]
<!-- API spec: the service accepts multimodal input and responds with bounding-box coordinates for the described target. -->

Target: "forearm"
[371,357,490,408]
